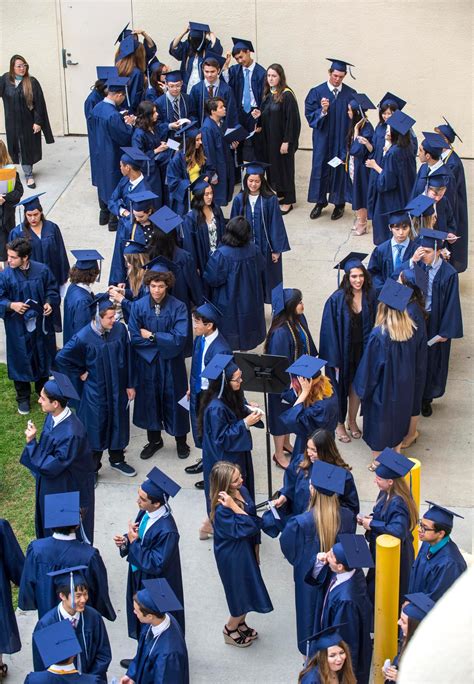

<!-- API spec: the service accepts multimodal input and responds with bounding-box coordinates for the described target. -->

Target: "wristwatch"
[148,334,155,342]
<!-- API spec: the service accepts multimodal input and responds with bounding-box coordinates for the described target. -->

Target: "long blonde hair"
[309,488,340,552]
[0,140,13,166]
[298,641,356,684]
[125,252,148,296]
[386,477,418,532]
[209,461,242,521]
[375,302,416,342]
[9,54,33,109]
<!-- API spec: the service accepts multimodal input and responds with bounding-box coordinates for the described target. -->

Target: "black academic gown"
[20,411,95,543]
[0,519,24,654]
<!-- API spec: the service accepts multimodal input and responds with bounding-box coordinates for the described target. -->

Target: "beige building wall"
[1,0,473,155]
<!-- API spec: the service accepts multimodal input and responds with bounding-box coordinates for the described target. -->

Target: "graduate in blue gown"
[63,251,103,345]
[353,279,423,453]
[0,237,59,413]
[306,535,373,684]
[210,461,272,647]
[305,58,356,220]
[279,356,339,459]
[200,96,235,208]
[231,161,290,302]
[169,22,223,92]
[408,501,467,601]
[409,133,457,215]
[358,449,417,608]
[131,100,171,202]
[114,35,145,113]
[20,372,95,543]
[155,70,196,126]
[26,620,102,683]
[366,110,417,245]
[114,467,185,638]
[144,60,165,103]
[264,285,317,467]
[125,579,189,684]
[189,53,238,128]
[55,294,136,477]
[11,194,69,331]
[32,567,111,681]
[128,260,190,458]
[19,492,115,621]
[319,253,376,443]
[280,461,356,654]
[84,72,108,182]
[368,209,417,295]
[0,519,24,663]
[148,207,203,358]
[204,216,266,350]
[166,124,210,216]
[298,625,358,684]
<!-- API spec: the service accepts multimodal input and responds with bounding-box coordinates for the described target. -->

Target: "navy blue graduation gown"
[365,493,414,606]
[24,672,100,683]
[19,536,115,621]
[169,36,223,89]
[300,666,322,684]
[189,78,238,129]
[406,300,427,416]
[132,126,171,202]
[213,488,273,617]
[20,412,95,543]
[129,294,189,436]
[368,239,417,296]
[408,539,467,601]
[227,62,266,133]
[265,317,317,435]
[126,615,189,684]
[166,152,193,216]
[202,399,255,512]
[155,92,195,126]
[423,260,463,400]
[189,331,231,448]
[371,145,416,245]
[181,207,226,281]
[121,66,144,114]
[345,121,374,210]
[0,260,59,381]
[309,567,373,684]
[200,117,234,207]
[204,243,266,351]
[319,288,376,423]
[279,392,339,458]
[230,192,291,303]
[305,81,356,205]
[89,100,133,202]
[32,605,111,681]
[63,285,95,346]
[84,88,103,187]
[280,507,356,653]
[54,322,133,452]
[367,122,387,218]
[353,325,422,450]
[0,519,24,654]
[442,149,468,272]
[410,163,457,212]
[121,508,185,638]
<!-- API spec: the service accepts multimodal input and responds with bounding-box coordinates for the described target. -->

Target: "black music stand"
[234,352,289,498]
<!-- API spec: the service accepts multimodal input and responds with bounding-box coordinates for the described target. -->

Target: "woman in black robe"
[256,63,301,214]
[0,54,54,188]
[0,140,23,261]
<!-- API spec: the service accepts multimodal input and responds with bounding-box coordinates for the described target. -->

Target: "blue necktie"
[131,512,150,572]
[243,69,251,113]
[394,244,404,269]
[194,336,206,393]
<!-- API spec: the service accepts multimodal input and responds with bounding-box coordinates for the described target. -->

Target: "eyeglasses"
[230,377,243,384]
[418,521,436,533]
[16,63,28,69]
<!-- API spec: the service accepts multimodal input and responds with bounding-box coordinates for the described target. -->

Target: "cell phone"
[27,420,34,428]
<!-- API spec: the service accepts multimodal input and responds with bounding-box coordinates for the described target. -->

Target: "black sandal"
[223,624,252,648]
[0,663,8,678]
[238,621,258,640]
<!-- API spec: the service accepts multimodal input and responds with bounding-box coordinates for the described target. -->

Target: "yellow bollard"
[373,535,401,684]
[405,458,421,557]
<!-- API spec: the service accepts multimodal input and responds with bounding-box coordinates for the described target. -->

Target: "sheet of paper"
[166,138,180,151]
[328,156,343,168]
[176,118,191,126]
[268,501,281,520]
[427,335,443,347]
[178,394,190,411]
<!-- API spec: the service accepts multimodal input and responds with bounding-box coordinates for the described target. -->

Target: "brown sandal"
[223,624,252,647]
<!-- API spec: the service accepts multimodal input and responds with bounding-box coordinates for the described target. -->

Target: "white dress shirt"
[200,329,219,390]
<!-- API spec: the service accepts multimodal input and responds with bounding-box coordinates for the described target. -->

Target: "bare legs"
[401,416,420,448]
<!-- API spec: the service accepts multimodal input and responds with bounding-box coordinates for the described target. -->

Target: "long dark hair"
[399,272,428,320]
[9,54,34,109]
[93,79,107,97]
[197,377,247,437]
[400,615,421,659]
[346,104,366,148]
[263,63,288,103]
[378,102,398,125]
[185,134,206,170]
[298,428,352,474]
[242,173,275,205]
[390,127,411,149]
[148,229,177,261]
[148,65,166,97]
[221,216,251,247]
[22,204,45,233]
[340,265,372,316]
[191,185,215,222]
[264,288,307,357]
[136,100,156,132]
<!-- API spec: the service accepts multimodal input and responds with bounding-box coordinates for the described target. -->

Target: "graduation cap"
[333,251,368,285]
[174,121,200,138]
[189,21,210,36]
[47,565,88,609]
[120,147,150,172]
[96,65,118,82]
[375,447,414,479]
[115,22,132,45]
[139,578,184,613]
[310,460,346,496]
[142,466,181,503]
[386,109,416,135]
[129,189,159,211]
[424,501,464,527]
[403,593,435,621]
[201,353,236,380]
[189,174,210,194]
[142,255,176,274]
[378,91,406,111]
[148,59,163,75]
[123,238,147,255]
[261,507,286,538]
[88,292,115,314]
[224,125,248,144]
[378,278,412,311]
[232,37,254,54]
[23,298,43,315]
[16,192,46,211]
[149,206,183,234]
[241,161,271,176]
[194,298,223,324]
[203,51,226,69]
[165,69,184,83]
[118,34,137,60]
[333,534,374,569]
[350,93,376,115]
[106,75,129,93]
[421,132,447,157]
[71,249,104,276]
[33,620,82,669]
[405,194,436,218]
[426,169,450,189]
[286,355,327,379]
[381,208,411,226]
[301,624,347,654]
[436,116,463,144]
[271,282,292,317]
[44,491,80,529]
[43,371,80,402]
[419,227,448,250]
[400,263,428,295]
[326,57,355,78]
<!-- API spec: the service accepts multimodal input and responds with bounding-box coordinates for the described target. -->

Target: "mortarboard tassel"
[218,370,226,399]
[70,571,75,610]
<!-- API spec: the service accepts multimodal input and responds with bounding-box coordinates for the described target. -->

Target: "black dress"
[261,89,301,204]
[0,171,23,259]
[348,310,363,383]
[0,74,54,165]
